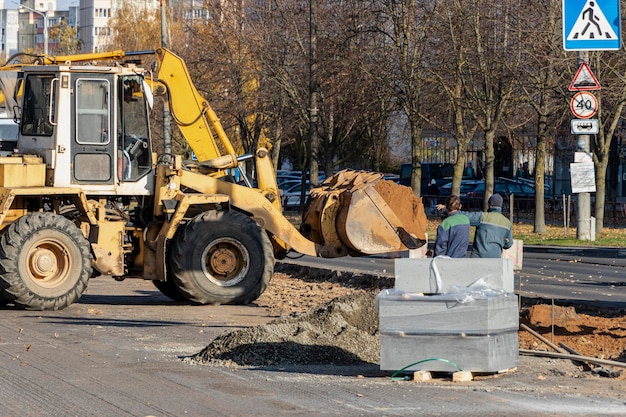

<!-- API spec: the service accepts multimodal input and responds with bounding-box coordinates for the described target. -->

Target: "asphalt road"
[1,250,625,416]
[280,246,626,305]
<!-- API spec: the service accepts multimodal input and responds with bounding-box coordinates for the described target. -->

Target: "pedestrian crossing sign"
[563,0,621,51]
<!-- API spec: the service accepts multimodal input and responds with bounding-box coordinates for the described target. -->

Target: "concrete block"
[378,292,519,334]
[380,330,519,373]
[502,239,523,270]
[377,290,519,373]
[394,257,514,294]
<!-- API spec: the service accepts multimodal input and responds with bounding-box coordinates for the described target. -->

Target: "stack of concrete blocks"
[378,257,519,373]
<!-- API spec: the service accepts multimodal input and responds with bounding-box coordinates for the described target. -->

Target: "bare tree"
[372,0,436,197]
[425,0,480,197]
[457,0,521,208]
[589,51,626,233]
[513,0,569,232]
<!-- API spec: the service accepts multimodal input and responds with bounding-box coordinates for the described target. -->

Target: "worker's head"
[445,195,462,212]
[488,194,503,208]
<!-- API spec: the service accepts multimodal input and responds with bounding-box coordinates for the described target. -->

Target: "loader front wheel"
[170,210,274,305]
[152,278,187,301]
[0,212,92,310]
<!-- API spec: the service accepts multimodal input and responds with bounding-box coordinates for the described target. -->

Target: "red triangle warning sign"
[569,62,601,91]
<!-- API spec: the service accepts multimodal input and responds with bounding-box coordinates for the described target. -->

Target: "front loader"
[0,48,426,310]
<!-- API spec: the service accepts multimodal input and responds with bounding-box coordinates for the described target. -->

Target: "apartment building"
[17,1,81,55]
[0,1,18,62]
[79,0,158,53]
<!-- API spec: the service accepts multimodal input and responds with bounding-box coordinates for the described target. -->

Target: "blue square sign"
[563,0,621,50]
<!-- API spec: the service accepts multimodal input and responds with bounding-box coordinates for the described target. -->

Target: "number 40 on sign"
[570,91,598,119]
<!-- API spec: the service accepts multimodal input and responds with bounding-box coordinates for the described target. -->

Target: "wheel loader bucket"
[300,170,427,258]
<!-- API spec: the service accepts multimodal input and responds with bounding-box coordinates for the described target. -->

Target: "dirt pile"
[189,290,379,367]
[519,303,626,361]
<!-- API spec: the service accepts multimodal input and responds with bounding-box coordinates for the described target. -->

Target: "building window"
[95,27,112,36]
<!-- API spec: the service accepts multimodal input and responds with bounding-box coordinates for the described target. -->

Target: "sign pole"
[576,51,592,241]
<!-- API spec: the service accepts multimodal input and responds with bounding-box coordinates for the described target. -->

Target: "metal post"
[42,12,48,55]
[576,51,591,241]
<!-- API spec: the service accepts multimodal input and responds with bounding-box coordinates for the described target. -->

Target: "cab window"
[76,78,110,144]
[21,75,55,136]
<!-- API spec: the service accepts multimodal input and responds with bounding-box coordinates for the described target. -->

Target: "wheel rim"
[26,238,71,288]
[201,237,250,287]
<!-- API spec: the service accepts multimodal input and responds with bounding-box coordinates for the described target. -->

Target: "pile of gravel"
[188,290,380,367]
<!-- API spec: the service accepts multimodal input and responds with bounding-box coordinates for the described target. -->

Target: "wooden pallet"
[412,367,517,382]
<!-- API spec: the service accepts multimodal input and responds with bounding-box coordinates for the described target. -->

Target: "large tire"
[170,210,274,305]
[0,212,92,310]
[152,278,187,301]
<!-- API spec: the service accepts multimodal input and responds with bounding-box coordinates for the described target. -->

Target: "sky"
[5,1,78,10]
[56,1,79,10]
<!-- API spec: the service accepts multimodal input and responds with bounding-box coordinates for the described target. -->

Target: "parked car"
[383,173,400,183]
[281,181,310,209]
[468,178,535,201]
[277,171,327,188]
[463,178,539,210]
[399,162,454,190]
[515,176,552,195]
[439,180,483,198]
[277,175,301,188]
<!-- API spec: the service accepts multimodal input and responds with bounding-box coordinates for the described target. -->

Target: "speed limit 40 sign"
[570,91,598,119]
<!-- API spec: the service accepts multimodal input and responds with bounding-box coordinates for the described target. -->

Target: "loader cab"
[17,65,154,196]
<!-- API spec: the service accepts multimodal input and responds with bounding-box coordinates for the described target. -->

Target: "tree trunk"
[410,118,423,197]
[534,112,548,233]
[452,151,466,197]
[595,158,608,234]
[482,129,496,210]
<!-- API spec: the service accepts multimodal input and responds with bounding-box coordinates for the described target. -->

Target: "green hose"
[390,358,462,381]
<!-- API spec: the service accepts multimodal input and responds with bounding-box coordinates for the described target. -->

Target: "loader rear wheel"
[170,210,274,305]
[0,212,92,310]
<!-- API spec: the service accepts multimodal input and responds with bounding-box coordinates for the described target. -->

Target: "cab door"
[71,75,115,184]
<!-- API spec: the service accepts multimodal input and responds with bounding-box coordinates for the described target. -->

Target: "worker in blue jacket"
[434,195,470,258]
[465,194,513,258]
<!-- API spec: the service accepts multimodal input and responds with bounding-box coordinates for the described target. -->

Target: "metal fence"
[424,194,626,229]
